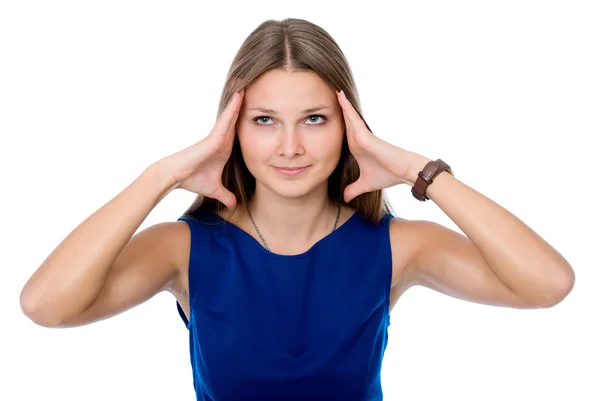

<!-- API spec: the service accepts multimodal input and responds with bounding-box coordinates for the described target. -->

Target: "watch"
[411,159,453,201]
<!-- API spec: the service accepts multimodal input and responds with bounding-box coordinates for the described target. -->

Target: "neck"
[246,184,338,245]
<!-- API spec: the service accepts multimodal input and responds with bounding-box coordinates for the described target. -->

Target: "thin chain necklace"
[246,202,341,252]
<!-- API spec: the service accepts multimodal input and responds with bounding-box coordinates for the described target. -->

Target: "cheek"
[238,123,269,157]
[240,142,270,165]
[308,129,344,158]
[307,143,338,161]
[239,143,275,174]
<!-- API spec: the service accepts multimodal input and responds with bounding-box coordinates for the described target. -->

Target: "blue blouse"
[176,210,395,401]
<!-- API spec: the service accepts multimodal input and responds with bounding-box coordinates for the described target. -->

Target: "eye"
[252,114,328,126]
[306,115,328,125]
[254,116,274,125]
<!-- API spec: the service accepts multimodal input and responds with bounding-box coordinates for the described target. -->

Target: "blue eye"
[253,114,328,126]
[254,116,273,125]
[307,115,327,124]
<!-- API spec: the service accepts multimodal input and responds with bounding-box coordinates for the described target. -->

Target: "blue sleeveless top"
[175,210,395,401]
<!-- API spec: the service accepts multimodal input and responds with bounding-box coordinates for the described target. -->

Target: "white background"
[2,1,598,400]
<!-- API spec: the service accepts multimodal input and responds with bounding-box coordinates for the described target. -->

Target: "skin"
[174,68,574,323]
[45,67,572,329]
[226,68,354,255]
[175,69,384,322]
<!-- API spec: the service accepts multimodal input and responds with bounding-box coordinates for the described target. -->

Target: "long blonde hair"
[182,18,394,225]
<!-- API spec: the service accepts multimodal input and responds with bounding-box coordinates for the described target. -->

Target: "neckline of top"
[213,210,360,259]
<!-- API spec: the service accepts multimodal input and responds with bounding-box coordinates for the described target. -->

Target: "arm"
[393,154,575,309]
[335,89,574,308]
[19,163,180,327]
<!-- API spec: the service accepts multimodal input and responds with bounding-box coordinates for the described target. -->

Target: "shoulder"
[389,217,476,292]
[151,220,193,297]
[388,217,434,290]
[132,220,191,275]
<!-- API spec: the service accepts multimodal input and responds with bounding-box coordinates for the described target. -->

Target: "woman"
[20,18,575,401]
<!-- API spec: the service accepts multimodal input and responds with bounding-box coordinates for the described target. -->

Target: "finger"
[224,104,242,141]
[337,90,366,134]
[336,90,353,134]
[337,91,357,143]
[214,185,237,210]
[215,89,245,137]
[225,88,245,135]
[343,181,366,203]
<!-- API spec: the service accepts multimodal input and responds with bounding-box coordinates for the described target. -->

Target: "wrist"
[404,152,432,187]
[143,162,179,202]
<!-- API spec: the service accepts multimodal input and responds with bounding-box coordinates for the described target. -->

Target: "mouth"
[272,165,311,177]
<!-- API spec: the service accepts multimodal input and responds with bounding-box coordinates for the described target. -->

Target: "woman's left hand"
[337,90,429,203]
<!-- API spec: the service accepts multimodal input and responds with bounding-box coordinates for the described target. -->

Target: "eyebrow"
[248,106,332,114]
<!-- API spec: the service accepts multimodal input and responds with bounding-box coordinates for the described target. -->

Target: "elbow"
[19,284,37,318]
[552,266,575,305]
[20,288,63,328]
[535,269,575,308]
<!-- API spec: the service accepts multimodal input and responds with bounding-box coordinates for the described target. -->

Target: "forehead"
[243,69,336,113]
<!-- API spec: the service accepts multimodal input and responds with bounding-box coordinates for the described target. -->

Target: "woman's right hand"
[157,88,245,210]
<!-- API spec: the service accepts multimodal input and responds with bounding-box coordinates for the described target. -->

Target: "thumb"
[213,185,237,210]
[343,181,367,203]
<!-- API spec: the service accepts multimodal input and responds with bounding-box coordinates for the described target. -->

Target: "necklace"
[246,202,342,252]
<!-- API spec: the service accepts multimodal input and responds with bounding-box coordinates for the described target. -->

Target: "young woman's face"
[236,69,345,199]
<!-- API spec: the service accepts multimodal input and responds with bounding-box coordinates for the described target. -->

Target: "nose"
[276,127,305,157]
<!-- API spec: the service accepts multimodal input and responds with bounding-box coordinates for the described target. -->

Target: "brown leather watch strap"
[411,159,453,201]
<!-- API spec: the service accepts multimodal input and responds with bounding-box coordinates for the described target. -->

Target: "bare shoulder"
[388,217,454,311]
[388,218,420,288]
[164,220,192,296]
[132,219,191,292]
[388,218,452,295]
[131,220,191,288]
[388,217,460,283]
[146,219,194,324]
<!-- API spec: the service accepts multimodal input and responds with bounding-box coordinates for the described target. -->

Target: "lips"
[273,165,311,176]
[275,166,309,170]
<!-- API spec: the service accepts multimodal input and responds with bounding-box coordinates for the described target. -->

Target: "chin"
[260,172,328,199]
[268,181,320,199]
